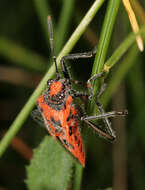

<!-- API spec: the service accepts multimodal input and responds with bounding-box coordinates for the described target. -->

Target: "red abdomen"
[36,94,85,166]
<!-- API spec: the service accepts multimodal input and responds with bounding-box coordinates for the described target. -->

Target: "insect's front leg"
[31,109,45,128]
[60,48,97,80]
[87,70,106,100]
[71,89,88,98]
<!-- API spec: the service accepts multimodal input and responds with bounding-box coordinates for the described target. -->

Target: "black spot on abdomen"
[69,126,73,136]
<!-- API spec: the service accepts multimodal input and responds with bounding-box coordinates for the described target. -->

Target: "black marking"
[49,116,63,133]
[75,136,77,141]
[67,110,74,121]
[39,107,43,112]
[50,117,62,127]
[72,103,83,118]
[63,139,74,149]
[63,102,66,109]
[44,95,65,111]
[47,79,54,87]
[78,140,80,147]
[69,126,73,136]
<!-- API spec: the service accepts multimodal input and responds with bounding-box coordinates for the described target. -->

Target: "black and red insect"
[32,16,127,167]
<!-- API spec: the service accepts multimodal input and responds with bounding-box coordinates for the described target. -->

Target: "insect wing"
[58,120,85,167]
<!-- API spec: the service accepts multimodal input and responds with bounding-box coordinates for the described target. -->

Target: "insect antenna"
[47,16,60,79]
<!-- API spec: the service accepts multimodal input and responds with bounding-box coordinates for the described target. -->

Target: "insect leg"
[83,75,128,141]
[70,71,105,99]
[82,107,127,141]
[71,89,88,98]
[31,109,62,138]
[60,47,97,80]
[82,119,115,141]
[31,109,45,128]
[81,110,128,121]
[87,71,106,99]
[71,73,106,102]
[82,94,128,141]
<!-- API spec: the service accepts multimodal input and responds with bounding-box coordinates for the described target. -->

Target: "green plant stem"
[93,0,121,74]
[104,26,145,69]
[102,26,145,106]
[90,0,121,113]
[0,0,105,157]
[56,0,105,63]
[103,45,138,106]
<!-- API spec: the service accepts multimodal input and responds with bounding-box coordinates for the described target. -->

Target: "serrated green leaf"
[26,136,74,190]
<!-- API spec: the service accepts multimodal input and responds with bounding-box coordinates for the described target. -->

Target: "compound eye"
[47,79,53,87]
[59,92,64,99]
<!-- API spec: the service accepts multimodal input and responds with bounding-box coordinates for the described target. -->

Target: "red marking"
[37,90,85,166]
[49,81,62,96]
[62,119,85,166]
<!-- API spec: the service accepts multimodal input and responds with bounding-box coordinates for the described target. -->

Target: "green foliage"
[89,0,121,113]
[0,0,145,189]
[26,136,73,190]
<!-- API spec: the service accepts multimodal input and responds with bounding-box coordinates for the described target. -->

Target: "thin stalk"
[104,26,145,70]
[93,0,121,74]
[102,26,145,106]
[89,0,121,113]
[0,0,105,157]
[103,45,139,106]
[56,0,105,63]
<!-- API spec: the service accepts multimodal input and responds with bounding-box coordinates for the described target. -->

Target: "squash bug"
[32,16,128,167]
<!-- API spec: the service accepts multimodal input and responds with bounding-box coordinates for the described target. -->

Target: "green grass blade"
[92,0,121,74]
[102,26,145,105]
[89,0,121,112]
[104,26,145,69]
[56,0,105,61]
[103,45,139,106]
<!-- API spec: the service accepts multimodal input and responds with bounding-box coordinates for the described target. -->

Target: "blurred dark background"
[0,0,145,189]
